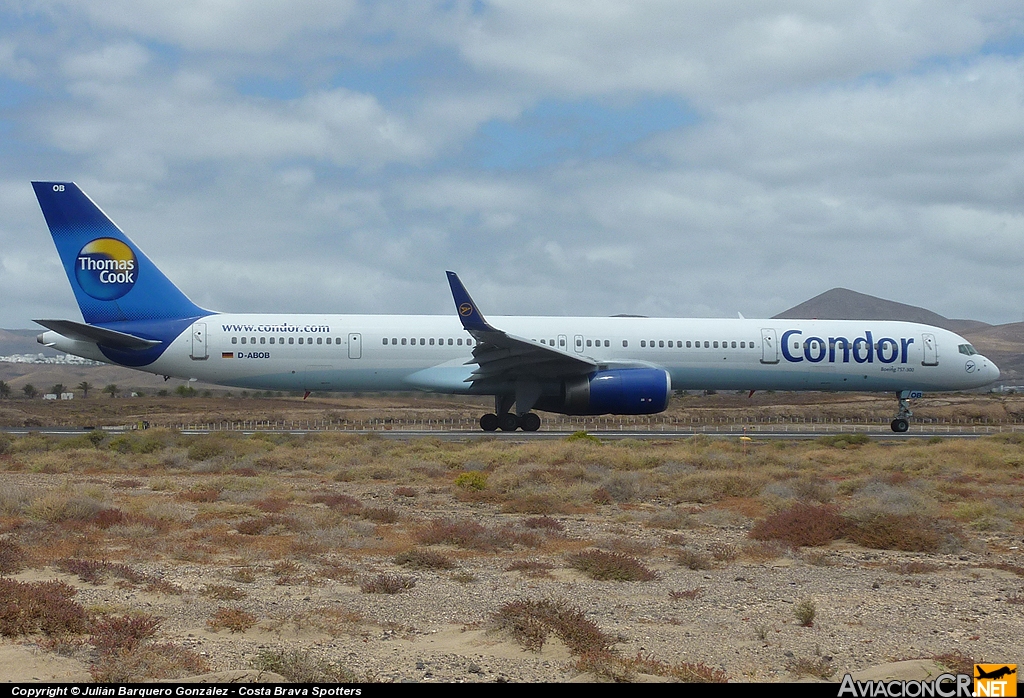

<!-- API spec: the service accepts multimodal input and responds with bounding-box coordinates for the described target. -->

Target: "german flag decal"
[222,352,233,359]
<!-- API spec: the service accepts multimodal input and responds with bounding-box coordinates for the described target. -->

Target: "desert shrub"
[252,649,358,683]
[90,508,128,528]
[787,656,835,679]
[794,599,816,627]
[91,643,209,682]
[393,549,455,570]
[54,559,181,594]
[565,431,602,444]
[567,549,657,582]
[393,486,417,497]
[90,614,161,654]
[311,493,363,513]
[254,497,290,513]
[362,506,399,523]
[236,515,295,535]
[0,433,12,455]
[523,516,564,531]
[490,599,613,654]
[668,588,704,601]
[749,503,849,547]
[359,573,415,594]
[31,492,105,523]
[848,513,948,552]
[0,540,27,575]
[187,440,224,461]
[201,584,247,600]
[505,560,554,578]
[933,650,975,676]
[676,548,713,571]
[454,471,488,491]
[0,579,88,636]
[817,433,870,448]
[207,607,257,633]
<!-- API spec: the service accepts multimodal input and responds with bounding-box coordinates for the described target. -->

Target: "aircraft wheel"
[520,413,541,432]
[891,418,909,433]
[480,413,499,431]
[498,413,520,431]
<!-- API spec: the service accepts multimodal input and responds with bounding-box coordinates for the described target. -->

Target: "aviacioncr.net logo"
[75,238,137,301]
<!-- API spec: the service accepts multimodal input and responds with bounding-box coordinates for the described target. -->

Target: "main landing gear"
[479,412,541,432]
[891,391,913,433]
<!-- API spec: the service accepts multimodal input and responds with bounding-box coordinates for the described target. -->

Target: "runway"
[2,425,1015,440]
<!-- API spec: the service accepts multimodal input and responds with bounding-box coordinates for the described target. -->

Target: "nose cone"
[986,359,1001,383]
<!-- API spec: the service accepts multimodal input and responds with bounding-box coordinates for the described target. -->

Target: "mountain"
[772,288,989,334]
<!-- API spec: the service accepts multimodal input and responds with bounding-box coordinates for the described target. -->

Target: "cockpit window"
[958,344,978,356]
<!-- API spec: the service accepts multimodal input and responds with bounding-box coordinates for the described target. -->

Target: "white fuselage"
[41,314,1000,395]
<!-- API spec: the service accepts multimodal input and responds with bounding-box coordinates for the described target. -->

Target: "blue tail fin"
[32,181,208,325]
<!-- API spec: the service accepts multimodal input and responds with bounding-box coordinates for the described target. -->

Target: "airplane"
[31,181,1000,433]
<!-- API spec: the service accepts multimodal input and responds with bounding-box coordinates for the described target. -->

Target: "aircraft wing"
[446,272,597,385]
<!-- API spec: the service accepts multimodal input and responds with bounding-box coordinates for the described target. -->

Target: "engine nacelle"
[539,368,672,416]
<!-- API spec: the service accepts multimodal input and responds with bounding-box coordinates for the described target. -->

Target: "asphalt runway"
[1,426,1008,440]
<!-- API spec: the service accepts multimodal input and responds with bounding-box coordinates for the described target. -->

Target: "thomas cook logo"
[75,238,137,301]
[459,303,473,317]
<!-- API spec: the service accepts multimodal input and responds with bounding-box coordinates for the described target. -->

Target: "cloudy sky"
[2,1,1024,327]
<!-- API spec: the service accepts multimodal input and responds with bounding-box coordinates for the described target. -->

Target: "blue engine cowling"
[538,368,672,416]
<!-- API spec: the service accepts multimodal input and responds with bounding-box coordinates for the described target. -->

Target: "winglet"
[446,271,497,333]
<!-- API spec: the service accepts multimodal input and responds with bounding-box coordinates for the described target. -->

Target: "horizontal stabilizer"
[34,319,160,350]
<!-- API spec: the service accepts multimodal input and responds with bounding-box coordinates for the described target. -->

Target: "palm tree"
[103,384,119,398]
[22,384,37,399]
[0,381,10,399]
[77,381,92,398]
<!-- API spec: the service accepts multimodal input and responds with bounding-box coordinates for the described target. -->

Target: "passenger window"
[704,341,709,348]
[298,338,303,345]
[586,340,592,347]
[659,340,664,348]
[713,341,718,348]
[430,338,435,346]
[448,338,453,345]
[686,341,691,348]
[307,337,313,344]
[550,339,555,345]
[382,338,388,345]
[241,337,246,344]
[402,338,407,345]
[457,338,462,345]
[604,340,609,347]
[317,337,322,345]
[231,337,237,344]
[641,340,646,347]
[559,339,565,347]
[250,337,256,344]
[270,338,275,344]
[731,341,736,348]
[288,338,294,345]
[668,341,673,347]
[259,337,265,344]
[622,340,628,347]
[279,337,284,344]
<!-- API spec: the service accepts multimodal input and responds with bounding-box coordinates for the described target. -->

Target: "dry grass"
[567,549,658,582]
[0,419,1020,681]
[207,607,258,633]
[490,599,614,654]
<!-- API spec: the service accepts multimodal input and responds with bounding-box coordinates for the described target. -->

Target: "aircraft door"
[921,333,938,366]
[574,335,584,354]
[760,328,779,364]
[348,333,362,359]
[190,322,208,360]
